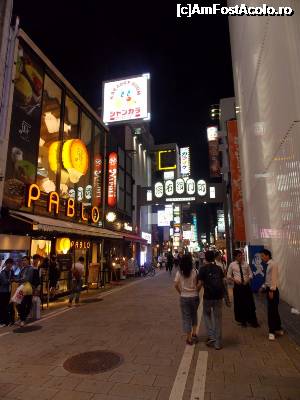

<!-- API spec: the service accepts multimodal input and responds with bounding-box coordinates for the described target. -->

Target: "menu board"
[57,254,73,271]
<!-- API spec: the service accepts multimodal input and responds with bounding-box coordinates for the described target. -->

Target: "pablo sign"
[26,184,100,223]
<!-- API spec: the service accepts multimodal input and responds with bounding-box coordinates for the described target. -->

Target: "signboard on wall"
[102,74,151,124]
[157,206,173,227]
[217,209,225,233]
[207,126,221,178]
[107,152,117,207]
[227,120,246,242]
[180,147,190,176]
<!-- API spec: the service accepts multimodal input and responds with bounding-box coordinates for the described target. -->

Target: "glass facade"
[3,39,106,224]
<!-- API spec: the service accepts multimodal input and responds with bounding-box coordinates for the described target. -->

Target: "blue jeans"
[203,299,223,346]
[69,279,82,304]
[180,296,200,333]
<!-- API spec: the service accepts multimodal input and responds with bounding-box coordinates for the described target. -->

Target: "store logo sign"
[108,152,117,207]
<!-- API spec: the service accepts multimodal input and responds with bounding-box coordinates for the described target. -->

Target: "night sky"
[13,0,234,179]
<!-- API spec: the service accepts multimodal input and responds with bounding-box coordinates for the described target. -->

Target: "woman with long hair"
[174,253,201,345]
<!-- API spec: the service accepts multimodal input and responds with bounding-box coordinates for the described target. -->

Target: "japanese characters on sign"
[164,180,174,196]
[154,179,207,199]
[154,182,164,198]
[180,147,190,176]
[227,120,246,242]
[108,152,117,207]
[141,232,152,244]
[93,154,102,207]
[102,74,150,124]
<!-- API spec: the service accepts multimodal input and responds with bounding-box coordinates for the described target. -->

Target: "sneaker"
[268,333,275,341]
[214,344,223,350]
[275,329,284,336]
[0,324,6,328]
[206,338,216,347]
[20,321,25,327]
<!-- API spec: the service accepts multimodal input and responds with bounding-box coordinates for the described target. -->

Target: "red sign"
[227,120,246,242]
[107,152,117,207]
[93,154,102,207]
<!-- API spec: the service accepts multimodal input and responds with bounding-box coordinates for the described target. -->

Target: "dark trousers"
[17,295,32,322]
[233,283,258,324]
[0,292,11,325]
[266,288,282,334]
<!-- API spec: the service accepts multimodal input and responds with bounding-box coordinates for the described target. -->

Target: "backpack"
[203,264,224,299]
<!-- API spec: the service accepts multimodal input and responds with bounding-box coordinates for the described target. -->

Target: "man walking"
[68,256,84,307]
[198,250,226,350]
[17,256,35,326]
[260,249,284,341]
[0,258,13,327]
[227,250,259,327]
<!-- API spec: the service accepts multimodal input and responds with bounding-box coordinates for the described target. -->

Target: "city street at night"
[1,1,300,399]
[0,271,300,400]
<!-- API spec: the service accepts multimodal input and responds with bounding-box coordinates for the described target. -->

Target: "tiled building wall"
[229,0,300,310]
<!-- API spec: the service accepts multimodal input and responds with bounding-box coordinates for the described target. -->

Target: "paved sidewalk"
[0,271,299,400]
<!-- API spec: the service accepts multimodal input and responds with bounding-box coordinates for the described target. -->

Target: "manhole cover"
[63,351,123,374]
[81,298,103,304]
[13,325,42,334]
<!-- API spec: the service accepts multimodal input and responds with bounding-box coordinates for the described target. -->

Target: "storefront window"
[79,112,92,204]
[37,75,62,193]
[31,239,51,258]
[60,96,79,198]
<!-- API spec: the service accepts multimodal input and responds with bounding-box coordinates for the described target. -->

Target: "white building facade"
[229,0,300,310]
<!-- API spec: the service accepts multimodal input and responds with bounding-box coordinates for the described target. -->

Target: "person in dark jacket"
[0,258,13,327]
[167,252,174,275]
[16,256,35,326]
[48,255,60,298]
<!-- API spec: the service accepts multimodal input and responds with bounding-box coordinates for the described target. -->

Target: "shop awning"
[9,211,123,240]
[122,232,148,245]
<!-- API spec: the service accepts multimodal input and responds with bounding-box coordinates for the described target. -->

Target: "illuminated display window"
[37,75,62,194]
[60,96,79,198]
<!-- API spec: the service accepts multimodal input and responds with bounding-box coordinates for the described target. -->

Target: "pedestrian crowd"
[0,253,84,327]
[173,248,283,349]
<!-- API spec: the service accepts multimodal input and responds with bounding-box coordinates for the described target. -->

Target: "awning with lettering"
[9,211,123,240]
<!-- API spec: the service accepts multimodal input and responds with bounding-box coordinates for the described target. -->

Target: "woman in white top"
[174,254,201,345]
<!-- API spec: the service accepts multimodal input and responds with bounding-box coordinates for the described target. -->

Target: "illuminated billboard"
[157,206,173,227]
[207,126,221,177]
[157,150,177,171]
[180,147,190,176]
[102,74,151,124]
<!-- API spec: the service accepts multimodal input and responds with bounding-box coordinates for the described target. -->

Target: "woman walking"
[174,254,201,345]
